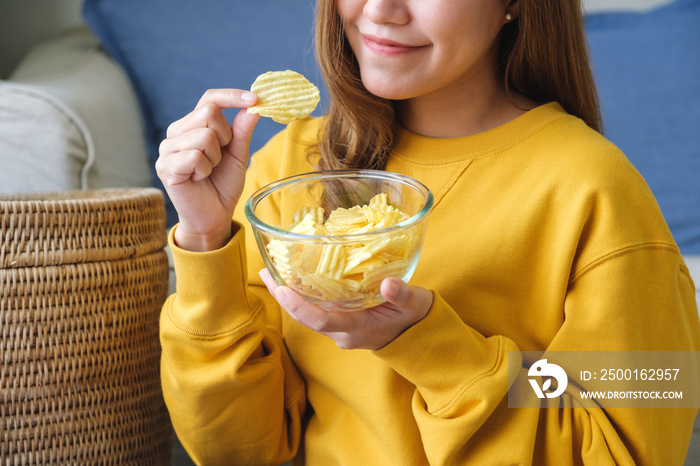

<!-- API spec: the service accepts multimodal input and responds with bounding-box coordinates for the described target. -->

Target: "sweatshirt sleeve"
[159,223,306,466]
[373,245,700,465]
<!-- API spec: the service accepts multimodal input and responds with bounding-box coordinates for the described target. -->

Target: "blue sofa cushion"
[585,0,700,254]
[82,0,326,224]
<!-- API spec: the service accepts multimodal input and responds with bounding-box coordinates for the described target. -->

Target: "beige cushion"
[0,27,150,193]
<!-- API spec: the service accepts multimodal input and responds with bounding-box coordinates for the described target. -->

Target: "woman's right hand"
[156,89,261,252]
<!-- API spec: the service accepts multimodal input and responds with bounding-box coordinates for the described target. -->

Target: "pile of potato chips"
[266,193,420,304]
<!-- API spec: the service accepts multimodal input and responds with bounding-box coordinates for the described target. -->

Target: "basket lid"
[1,188,167,268]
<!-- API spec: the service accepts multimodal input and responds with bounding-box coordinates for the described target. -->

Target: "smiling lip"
[362,34,425,55]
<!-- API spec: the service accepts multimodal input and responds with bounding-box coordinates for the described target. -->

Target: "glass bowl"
[245,170,433,311]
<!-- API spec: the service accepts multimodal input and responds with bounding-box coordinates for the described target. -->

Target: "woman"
[156,0,700,464]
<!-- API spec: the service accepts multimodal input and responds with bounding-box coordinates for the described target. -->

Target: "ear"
[504,0,521,21]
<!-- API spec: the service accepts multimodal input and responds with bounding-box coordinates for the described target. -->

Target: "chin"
[360,71,416,101]
[362,81,412,101]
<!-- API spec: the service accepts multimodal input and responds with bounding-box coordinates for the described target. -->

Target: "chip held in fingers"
[247,70,320,124]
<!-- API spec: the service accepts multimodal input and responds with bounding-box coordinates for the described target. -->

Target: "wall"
[0,0,676,79]
[0,0,84,78]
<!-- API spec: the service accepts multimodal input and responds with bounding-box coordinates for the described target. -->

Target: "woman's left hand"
[259,269,433,350]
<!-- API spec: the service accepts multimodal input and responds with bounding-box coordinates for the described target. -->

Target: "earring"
[505,13,513,21]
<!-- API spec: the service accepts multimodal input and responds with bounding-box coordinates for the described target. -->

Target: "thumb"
[380,277,433,312]
[224,108,261,164]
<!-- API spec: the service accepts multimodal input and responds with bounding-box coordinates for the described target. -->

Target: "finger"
[160,128,223,168]
[260,269,334,330]
[258,268,279,292]
[156,149,213,186]
[221,108,261,166]
[273,285,368,337]
[380,277,433,312]
[195,88,257,111]
[259,270,362,335]
[166,102,233,143]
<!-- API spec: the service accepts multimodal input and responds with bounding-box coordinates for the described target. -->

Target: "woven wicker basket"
[1,188,172,465]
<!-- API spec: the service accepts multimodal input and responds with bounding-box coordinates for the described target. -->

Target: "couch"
[1,0,698,464]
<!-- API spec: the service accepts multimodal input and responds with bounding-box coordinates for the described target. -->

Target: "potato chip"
[361,259,410,291]
[293,206,324,225]
[247,70,320,124]
[343,248,374,275]
[301,274,362,301]
[315,244,346,280]
[267,239,296,280]
[290,213,322,235]
[344,255,385,276]
[266,193,420,307]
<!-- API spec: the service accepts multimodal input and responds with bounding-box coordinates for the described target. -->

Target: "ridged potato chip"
[247,70,320,124]
[266,193,418,307]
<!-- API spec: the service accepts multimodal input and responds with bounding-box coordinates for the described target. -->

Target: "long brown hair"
[313,0,602,172]
[500,0,602,132]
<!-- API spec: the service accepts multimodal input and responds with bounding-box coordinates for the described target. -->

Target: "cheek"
[336,0,362,47]
[430,15,504,66]
[336,0,361,23]
[426,1,505,44]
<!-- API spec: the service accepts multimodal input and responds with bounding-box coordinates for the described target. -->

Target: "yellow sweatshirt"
[160,103,700,465]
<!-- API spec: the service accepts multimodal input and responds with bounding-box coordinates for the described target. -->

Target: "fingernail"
[241,91,257,103]
[383,278,400,300]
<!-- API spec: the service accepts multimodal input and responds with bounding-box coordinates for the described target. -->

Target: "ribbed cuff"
[166,221,262,337]
[373,291,509,416]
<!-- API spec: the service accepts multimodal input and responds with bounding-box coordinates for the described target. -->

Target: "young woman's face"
[337,0,509,102]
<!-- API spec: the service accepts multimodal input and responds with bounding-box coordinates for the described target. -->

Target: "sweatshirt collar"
[391,102,567,165]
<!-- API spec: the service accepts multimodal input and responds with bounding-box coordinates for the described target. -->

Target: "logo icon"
[528,359,568,398]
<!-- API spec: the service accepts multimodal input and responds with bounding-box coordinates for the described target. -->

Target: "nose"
[363,0,410,25]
